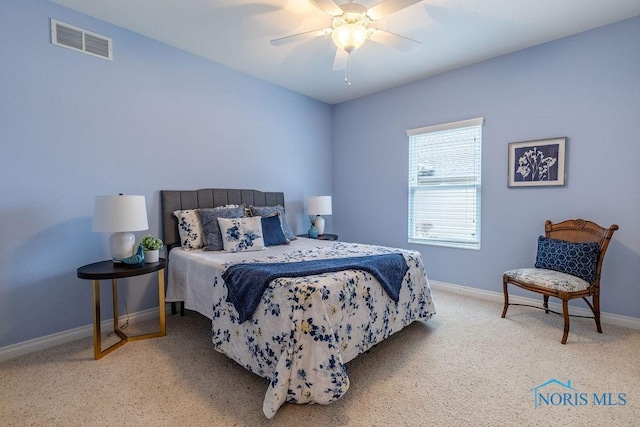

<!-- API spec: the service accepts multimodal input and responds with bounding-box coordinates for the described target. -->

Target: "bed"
[161,188,436,418]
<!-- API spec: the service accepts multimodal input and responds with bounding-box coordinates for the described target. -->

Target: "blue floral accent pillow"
[174,205,241,250]
[216,216,265,253]
[250,205,296,241]
[197,206,245,251]
[534,236,600,283]
[173,209,203,250]
[261,213,289,247]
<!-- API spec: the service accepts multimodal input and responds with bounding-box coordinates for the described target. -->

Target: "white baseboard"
[429,280,640,330]
[0,304,169,363]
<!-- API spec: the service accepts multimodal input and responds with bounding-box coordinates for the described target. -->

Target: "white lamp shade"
[93,195,149,260]
[306,196,332,216]
[92,195,149,232]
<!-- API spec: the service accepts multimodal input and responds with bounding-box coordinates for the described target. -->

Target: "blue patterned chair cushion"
[534,236,599,283]
[217,216,265,253]
[504,268,590,292]
[250,205,296,241]
[197,206,245,251]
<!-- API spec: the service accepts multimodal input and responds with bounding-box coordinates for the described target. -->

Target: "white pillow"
[174,205,241,250]
[217,216,265,253]
[173,209,202,250]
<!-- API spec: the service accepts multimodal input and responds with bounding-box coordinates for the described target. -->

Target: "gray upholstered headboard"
[160,188,285,249]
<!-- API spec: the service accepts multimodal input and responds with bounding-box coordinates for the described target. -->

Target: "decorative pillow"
[174,205,241,250]
[217,216,265,253]
[197,206,245,251]
[261,213,289,247]
[534,236,600,283]
[250,205,296,241]
[173,209,203,250]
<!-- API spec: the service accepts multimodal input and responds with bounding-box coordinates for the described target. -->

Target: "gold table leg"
[92,278,126,359]
[91,268,166,360]
[158,269,166,336]
[92,280,101,359]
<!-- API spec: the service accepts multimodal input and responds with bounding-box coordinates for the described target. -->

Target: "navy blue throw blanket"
[222,253,409,323]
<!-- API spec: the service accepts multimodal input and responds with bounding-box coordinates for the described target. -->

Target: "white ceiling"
[50,0,640,105]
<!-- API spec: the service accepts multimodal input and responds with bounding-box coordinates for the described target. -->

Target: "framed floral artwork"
[508,137,566,187]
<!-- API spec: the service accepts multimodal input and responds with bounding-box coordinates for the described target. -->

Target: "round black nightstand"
[297,233,338,241]
[77,259,167,359]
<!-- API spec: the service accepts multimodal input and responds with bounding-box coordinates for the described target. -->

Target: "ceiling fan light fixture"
[270,0,422,87]
[331,22,368,53]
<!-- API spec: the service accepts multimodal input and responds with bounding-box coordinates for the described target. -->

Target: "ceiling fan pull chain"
[345,52,352,87]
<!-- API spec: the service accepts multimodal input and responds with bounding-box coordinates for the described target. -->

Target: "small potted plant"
[140,235,163,263]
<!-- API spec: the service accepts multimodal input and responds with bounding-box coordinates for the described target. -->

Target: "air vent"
[51,19,112,61]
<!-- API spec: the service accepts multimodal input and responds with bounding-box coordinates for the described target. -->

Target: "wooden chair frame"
[502,219,618,344]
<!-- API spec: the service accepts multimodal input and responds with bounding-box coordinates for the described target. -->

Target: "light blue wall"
[1,1,638,350]
[333,17,640,318]
[0,0,332,347]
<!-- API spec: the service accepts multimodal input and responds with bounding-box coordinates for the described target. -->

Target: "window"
[407,118,483,249]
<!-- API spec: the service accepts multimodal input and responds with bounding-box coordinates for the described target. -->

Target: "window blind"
[407,118,483,249]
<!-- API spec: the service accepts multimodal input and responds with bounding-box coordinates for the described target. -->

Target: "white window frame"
[407,117,484,250]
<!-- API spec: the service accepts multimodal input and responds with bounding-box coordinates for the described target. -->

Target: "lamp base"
[110,232,137,261]
[315,215,325,236]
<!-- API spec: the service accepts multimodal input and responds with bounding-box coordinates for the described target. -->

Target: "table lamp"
[307,196,332,236]
[92,194,149,261]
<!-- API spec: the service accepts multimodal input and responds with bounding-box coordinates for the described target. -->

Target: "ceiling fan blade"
[367,0,422,21]
[332,48,348,70]
[368,29,421,52]
[310,0,343,16]
[270,28,331,46]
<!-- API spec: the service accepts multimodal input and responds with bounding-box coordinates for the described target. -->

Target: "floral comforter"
[167,239,435,418]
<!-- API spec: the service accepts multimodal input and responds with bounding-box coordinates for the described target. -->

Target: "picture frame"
[508,137,566,187]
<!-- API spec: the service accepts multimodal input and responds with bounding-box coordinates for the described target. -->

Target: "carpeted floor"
[1,288,639,426]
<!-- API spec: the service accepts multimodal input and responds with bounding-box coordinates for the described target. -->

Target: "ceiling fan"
[270,0,423,85]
